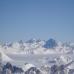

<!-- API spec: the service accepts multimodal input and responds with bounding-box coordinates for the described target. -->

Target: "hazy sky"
[0,0,74,42]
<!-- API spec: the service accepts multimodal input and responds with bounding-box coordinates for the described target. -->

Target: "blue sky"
[0,0,74,42]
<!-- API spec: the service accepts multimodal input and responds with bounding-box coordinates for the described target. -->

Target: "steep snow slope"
[0,49,13,62]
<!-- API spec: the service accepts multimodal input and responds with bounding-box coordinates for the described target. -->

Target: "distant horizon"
[0,0,74,42]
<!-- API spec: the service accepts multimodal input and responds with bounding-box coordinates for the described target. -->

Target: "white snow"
[0,39,74,72]
[22,63,35,72]
[0,49,13,62]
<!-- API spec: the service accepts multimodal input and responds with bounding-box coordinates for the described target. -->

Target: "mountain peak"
[26,38,36,43]
[43,38,57,49]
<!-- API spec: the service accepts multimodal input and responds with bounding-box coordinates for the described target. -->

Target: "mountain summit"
[44,38,57,49]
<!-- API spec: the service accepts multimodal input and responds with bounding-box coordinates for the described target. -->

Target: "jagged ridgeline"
[0,38,74,74]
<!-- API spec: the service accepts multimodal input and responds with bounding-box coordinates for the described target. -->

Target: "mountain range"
[0,38,74,73]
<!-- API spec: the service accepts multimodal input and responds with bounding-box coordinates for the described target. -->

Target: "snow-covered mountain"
[44,38,57,49]
[0,38,73,55]
[0,38,74,74]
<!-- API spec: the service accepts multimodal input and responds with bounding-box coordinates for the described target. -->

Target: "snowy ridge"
[22,63,35,72]
[0,49,13,62]
[0,38,74,73]
[0,38,74,55]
